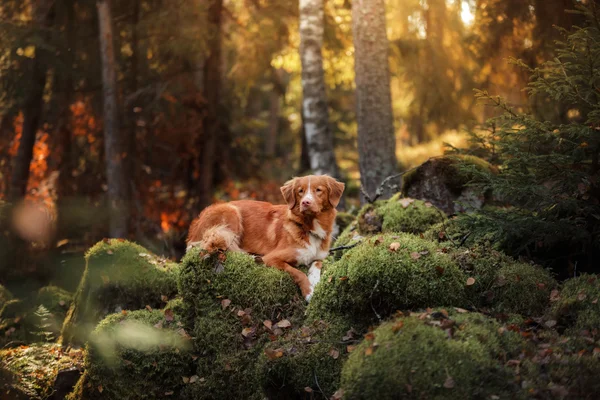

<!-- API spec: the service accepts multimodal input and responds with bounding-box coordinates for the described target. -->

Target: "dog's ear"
[280,179,296,209]
[327,178,345,209]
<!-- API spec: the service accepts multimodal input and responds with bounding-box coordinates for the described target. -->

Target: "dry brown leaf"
[329,348,340,359]
[165,391,174,396]
[263,320,273,330]
[98,385,103,393]
[331,389,344,400]
[399,198,415,208]
[347,345,356,353]
[106,250,114,255]
[221,299,231,310]
[389,242,401,252]
[276,319,291,329]
[145,305,152,311]
[392,320,404,333]
[304,387,313,393]
[466,277,476,286]
[264,348,284,360]
[365,346,374,356]
[545,320,557,328]
[578,291,587,301]
[339,276,349,281]
[550,289,560,302]
[454,307,468,314]
[410,252,421,260]
[182,377,190,384]
[435,266,445,275]
[241,327,254,338]
[59,300,66,307]
[164,308,174,321]
[189,375,199,384]
[443,376,455,389]
[154,321,163,329]
[121,310,128,316]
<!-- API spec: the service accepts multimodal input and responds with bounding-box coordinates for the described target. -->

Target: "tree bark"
[97,0,130,238]
[352,0,398,202]
[299,0,339,177]
[8,1,55,202]
[197,0,223,210]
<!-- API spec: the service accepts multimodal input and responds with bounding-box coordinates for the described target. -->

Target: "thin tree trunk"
[197,0,223,210]
[266,89,280,158]
[352,0,398,202]
[299,0,339,177]
[8,1,55,202]
[97,0,130,238]
[299,111,311,173]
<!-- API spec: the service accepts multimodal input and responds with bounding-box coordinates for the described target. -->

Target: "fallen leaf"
[164,308,174,321]
[537,283,546,290]
[365,346,374,356]
[594,298,599,304]
[161,295,168,302]
[425,202,433,208]
[237,310,246,317]
[593,348,600,356]
[328,276,333,283]
[578,291,587,301]
[58,300,66,307]
[443,376,455,389]
[329,348,340,359]
[145,305,152,311]
[264,348,284,360]
[165,391,174,396]
[392,320,404,333]
[399,198,415,208]
[304,387,313,393]
[364,332,375,341]
[154,321,163,329]
[331,389,344,400]
[276,319,291,329]
[106,250,113,255]
[241,327,254,338]
[374,236,384,245]
[263,320,273,330]
[189,375,199,384]
[438,231,446,239]
[121,310,128,316]
[545,320,557,328]
[410,252,421,260]
[389,242,401,252]
[347,345,356,353]
[435,266,445,275]
[339,276,349,281]
[466,277,476,286]
[221,299,231,310]
[98,385,103,393]
[182,377,190,384]
[454,307,468,313]
[550,289,560,302]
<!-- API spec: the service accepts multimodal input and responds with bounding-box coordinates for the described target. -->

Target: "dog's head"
[280,175,345,214]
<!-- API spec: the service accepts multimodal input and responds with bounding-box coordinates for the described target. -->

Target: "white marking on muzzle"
[301,177,314,205]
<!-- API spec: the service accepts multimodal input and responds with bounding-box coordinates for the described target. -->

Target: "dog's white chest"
[296,222,329,266]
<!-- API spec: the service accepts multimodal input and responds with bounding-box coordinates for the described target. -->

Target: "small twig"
[370,280,382,322]
[329,241,362,253]
[458,231,472,247]
[314,370,328,400]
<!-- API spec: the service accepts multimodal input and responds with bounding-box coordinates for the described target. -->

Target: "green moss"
[551,274,600,334]
[37,286,72,317]
[307,234,468,328]
[0,285,12,307]
[341,310,524,400]
[258,317,352,398]
[0,299,35,346]
[178,248,305,399]
[0,343,84,400]
[60,239,180,346]
[450,246,556,315]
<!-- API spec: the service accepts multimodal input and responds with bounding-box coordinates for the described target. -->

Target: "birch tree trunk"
[299,0,339,177]
[97,0,130,238]
[8,1,54,202]
[352,0,398,202]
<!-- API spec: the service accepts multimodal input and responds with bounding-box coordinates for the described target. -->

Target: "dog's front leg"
[306,260,322,301]
[262,253,312,301]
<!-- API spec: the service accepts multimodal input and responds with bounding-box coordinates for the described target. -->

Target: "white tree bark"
[299,0,339,177]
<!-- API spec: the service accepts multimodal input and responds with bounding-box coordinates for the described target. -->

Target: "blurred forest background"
[0,0,595,293]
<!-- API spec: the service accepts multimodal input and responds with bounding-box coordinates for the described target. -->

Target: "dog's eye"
[298,189,304,194]
[316,188,322,193]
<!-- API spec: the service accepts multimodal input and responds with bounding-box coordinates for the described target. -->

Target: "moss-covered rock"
[341,310,524,400]
[307,234,468,328]
[357,195,446,236]
[402,155,496,214]
[258,317,352,398]
[178,248,305,399]
[60,239,180,346]
[450,246,557,315]
[68,309,193,400]
[0,343,84,399]
[551,274,600,334]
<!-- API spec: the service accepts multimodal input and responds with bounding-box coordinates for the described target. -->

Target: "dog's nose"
[302,199,312,206]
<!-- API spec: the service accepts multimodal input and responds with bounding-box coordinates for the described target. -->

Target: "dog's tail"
[186,204,243,253]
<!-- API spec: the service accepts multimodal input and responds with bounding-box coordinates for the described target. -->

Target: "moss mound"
[450,246,557,315]
[0,343,84,399]
[358,196,446,236]
[551,274,600,334]
[60,239,180,346]
[341,309,524,400]
[258,318,352,398]
[178,248,305,399]
[68,309,192,400]
[307,234,468,328]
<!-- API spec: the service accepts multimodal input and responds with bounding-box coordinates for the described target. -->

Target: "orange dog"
[186,175,345,301]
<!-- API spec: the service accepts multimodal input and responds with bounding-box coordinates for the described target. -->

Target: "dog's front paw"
[305,292,313,302]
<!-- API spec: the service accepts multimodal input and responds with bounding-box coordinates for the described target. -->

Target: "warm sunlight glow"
[461,1,475,26]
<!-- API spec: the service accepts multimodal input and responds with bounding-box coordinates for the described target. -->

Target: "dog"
[186,175,345,301]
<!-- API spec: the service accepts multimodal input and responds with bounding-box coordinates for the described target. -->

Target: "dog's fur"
[186,175,345,300]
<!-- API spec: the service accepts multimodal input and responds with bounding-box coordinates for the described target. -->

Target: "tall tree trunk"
[299,0,339,177]
[352,0,398,202]
[97,0,130,238]
[197,0,223,210]
[266,89,280,158]
[8,1,55,202]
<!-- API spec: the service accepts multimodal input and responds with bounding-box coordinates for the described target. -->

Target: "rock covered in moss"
[341,309,524,400]
[307,234,468,328]
[0,343,84,400]
[451,246,557,315]
[178,249,305,399]
[551,274,600,334]
[402,155,496,214]
[60,239,179,346]
[258,317,352,398]
[68,309,192,400]
[357,195,446,236]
